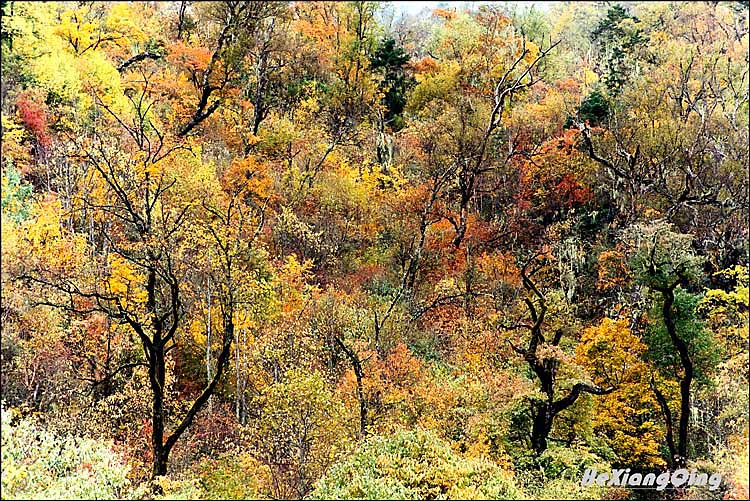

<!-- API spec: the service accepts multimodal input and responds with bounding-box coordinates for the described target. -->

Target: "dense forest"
[0,1,748,499]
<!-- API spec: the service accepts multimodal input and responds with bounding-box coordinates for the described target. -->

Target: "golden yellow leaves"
[55,3,146,56]
[54,7,98,54]
[26,198,62,247]
[104,3,147,45]
[272,255,316,316]
[360,163,407,195]
[220,156,273,202]
[576,318,647,387]
[591,381,667,468]
[476,251,519,285]
[576,318,667,467]
[107,254,147,309]
[0,114,32,170]
[698,266,749,355]
[1,195,87,279]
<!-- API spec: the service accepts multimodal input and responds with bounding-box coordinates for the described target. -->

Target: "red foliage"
[555,173,593,208]
[344,263,386,293]
[16,93,51,149]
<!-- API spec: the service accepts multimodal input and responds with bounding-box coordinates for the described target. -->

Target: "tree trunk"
[354,366,367,438]
[206,276,212,413]
[152,445,168,478]
[334,337,368,437]
[177,1,188,40]
[150,346,168,477]
[235,326,241,422]
[252,48,268,137]
[660,287,693,467]
[529,359,556,454]
[451,196,469,248]
[516,259,614,456]
[530,402,553,454]
[651,375,678,467]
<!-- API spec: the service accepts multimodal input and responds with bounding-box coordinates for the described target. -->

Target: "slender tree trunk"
[235,326,241,422]
[354,367,367,438]
[452,198,470,248]
[241,327,248,425]
[660,287,693,467]
[334,337,368,437]
[651,375,678,467]
[252,48,268,137]
[177,1,188,40]
[206,276,212,413]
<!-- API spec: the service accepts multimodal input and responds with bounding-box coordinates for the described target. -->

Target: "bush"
[311,428,524,500]
[1,406,132,499]
[196,449,270,499]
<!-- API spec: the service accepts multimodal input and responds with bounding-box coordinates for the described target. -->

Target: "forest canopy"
[1,1,748,500]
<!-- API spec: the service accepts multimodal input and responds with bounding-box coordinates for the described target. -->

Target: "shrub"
[311,428,524,500]
[1,406,132,499]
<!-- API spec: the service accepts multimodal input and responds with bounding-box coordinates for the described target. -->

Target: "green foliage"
[370,37,413,130]
[509,5,551,44]
[1,162,33,222]
[195,449,269,499]
[406,60,462,114]
[645,288,721,385]
[591,4,647,93]
[537,444,608,481]
[311,429,524,500]
[248,369,352,498]
[511,445,612,500]
[127,475,207,500]
[564,89,609,128]
[1,406,132,500]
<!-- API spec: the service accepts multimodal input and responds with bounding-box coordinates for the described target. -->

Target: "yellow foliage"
[577,318,665,466]
[26,198,63,247]
[107,254,147,309]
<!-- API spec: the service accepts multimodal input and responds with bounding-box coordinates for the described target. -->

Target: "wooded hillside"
[1,1,748,499]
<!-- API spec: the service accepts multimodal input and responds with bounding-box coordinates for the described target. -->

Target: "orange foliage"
[432,8,457,20]
[408,56,439,75]
[167,42,213,75]
[221,156,275,204]
[597,250,629,290]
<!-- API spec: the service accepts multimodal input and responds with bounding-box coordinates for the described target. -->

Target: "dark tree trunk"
[177,1,188,40]
[452,173,474,248]
[658,286,694,468]
[150,346,168,477]
[335,337,368,438]
[355,366,367,438]
[531,402,554,454]
[251,47,269,137]
[152,444,168,478]
[651,375,678,467]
